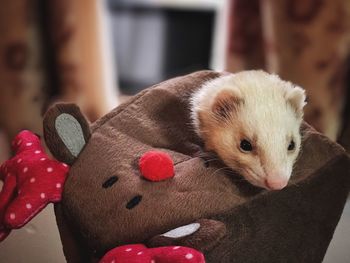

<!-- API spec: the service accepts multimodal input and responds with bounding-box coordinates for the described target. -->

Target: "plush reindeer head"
[42,100,232,258]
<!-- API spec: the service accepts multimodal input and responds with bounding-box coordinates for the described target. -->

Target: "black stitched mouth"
[102,176,119,188]
[126,195,142,209]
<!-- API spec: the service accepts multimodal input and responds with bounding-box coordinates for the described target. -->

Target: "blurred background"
[0,0,350,262]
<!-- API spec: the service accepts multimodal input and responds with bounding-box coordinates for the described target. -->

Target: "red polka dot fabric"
[100,244,205,263]
[0,130,69,241]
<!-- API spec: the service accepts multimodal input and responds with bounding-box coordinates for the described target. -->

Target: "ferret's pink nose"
[265,178,288,190]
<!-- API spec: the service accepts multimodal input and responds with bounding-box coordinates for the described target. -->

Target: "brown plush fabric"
[45,71,350,263]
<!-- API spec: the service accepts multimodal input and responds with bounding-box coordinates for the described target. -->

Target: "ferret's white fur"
[191,70,306,190]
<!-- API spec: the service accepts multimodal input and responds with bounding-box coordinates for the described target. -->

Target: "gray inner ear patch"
[55,113,86,157]
[161,223,201,238]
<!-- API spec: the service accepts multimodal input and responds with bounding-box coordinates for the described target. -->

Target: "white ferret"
[191,70,307,190]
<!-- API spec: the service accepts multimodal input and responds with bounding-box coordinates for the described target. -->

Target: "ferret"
[191,70,306,190]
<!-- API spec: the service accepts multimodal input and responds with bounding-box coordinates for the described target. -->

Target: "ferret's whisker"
[203,158,220,163]
[211,166,247,181]
[195,152,214,158]
[210,167,235,177]
[195,152,219,160]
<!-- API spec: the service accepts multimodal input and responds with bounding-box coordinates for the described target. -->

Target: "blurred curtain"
[0,0,113,154]
[227,0,265,71]
[46,0,114,121]
[227,0,350,142]
[0,0,47,142]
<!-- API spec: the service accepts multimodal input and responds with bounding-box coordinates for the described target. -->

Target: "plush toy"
[0,130,207,261]
[100,244,205,263]
[0,130,205,262]
[1,71,350,263]
[0,130,68,241]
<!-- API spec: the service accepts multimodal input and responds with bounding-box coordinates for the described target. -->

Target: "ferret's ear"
[286,86,307,119]
[43,103,91,165]
[212,89,243,119]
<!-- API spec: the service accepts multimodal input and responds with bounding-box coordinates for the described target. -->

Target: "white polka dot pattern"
[99,244,205,263]
[0,130,69,237]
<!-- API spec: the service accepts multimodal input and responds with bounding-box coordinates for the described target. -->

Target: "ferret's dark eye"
[288,140,295,151]
[240,140,253,152]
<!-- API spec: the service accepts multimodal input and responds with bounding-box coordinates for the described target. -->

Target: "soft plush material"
[0,130,68,241]
[100,244,205,263]
[139,151,175,182]
[0,130,206,262]
[42,71,350,263]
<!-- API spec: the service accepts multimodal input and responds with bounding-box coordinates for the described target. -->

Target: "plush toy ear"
[43,103,91,165]
[285,86,307,119]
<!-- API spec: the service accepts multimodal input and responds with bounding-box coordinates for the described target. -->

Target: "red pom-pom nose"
[139,151,174,182]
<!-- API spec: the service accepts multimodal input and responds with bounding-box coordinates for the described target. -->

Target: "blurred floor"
[0,205,65,263]
[323,199,350,263]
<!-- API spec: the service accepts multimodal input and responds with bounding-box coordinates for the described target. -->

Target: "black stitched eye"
[288,140,295,151]
[126,195,142,209]
[102,176,118,188]
[240,140,253,152]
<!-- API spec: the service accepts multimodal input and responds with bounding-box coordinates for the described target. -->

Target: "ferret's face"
[204,115,302,190]
[194,71,306,190]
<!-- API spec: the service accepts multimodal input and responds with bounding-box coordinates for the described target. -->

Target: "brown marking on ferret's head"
[192,70,307,190]
[211,90,243,120]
